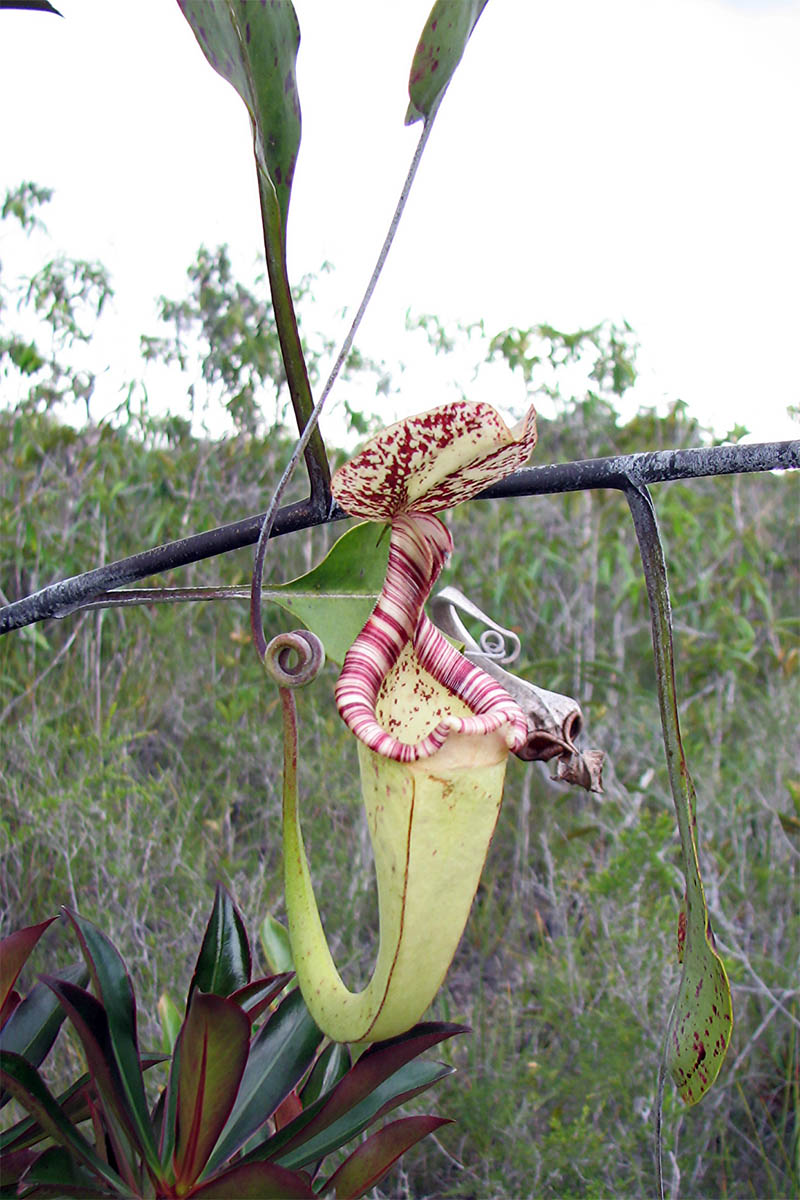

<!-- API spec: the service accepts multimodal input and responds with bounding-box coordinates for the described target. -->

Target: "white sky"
[1,0,799,447]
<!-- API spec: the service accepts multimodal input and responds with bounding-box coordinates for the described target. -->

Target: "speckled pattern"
[331,400,537,520]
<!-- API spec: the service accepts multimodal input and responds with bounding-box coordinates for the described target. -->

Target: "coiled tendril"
[263,630,325,689]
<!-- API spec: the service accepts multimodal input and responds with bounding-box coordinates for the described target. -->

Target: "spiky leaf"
[188,883,251,1003]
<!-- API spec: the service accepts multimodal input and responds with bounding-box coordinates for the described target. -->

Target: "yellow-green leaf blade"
[265,522,388,665]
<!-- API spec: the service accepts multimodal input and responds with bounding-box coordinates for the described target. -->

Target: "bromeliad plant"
[260,400,586,1044]
[0,887,463,1198]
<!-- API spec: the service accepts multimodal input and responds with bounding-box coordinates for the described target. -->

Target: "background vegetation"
[1,188,798,1198]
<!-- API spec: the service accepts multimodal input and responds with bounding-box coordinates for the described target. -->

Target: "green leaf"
[274,1060,454,1172]
[0,964,88,1109]
[62,908,159,1171]
[299,1041,351,1108]
[177,0,301,242]
[188,884,251,1004]
[0,1050,127,1193]
[228,973,294,1022]
[625,485,733,1107]
[41,977,147,1160]
[666,905,734,1105]
[272,1022,464,1163]
[406,0,490,125]
[0,1074,94,1156]
[176,0,330,491]
[173,991,250,1191]
[322,1114,451,1199]
[259,914,295,975]
[189,1160,315,1199]
[207,987,322,1171]
[157,992,182,1055]
[0,917,56,1012]
[16,1144,109,1198]
[266,521,389,665]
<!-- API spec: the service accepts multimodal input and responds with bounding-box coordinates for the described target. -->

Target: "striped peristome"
[334,512,527,762]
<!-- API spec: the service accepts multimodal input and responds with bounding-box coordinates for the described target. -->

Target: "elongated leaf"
[40,977,143,1154]
[189,1160,315,1199]
[274,1060,454,1172]
[273,1022,464,1159]
[0,918,56,1012]
[188,884,251,1004]
[0,1051,127,1193]
[406,0,490,125]
[300,1041,351,1108]
[625,484,733,1106]
[206,987,322,1171]
[157,992,182,1055]
[229,973,294,1022]
[259,914,295,975]
[0,1055,163,1160]
[177,1,330,489]
[323,1114,451,1199]
[173,991,250,1191]
[0,1075,91,1155]
[0,964,87,1110]
[18,1144,110,1198]
[62,909,159,1170]
[266,521,388,665]
[177,0,301,240]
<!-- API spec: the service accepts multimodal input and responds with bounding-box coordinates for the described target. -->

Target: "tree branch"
[1,440,797,636]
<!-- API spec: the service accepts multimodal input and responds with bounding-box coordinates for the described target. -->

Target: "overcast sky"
[1,0,799,447]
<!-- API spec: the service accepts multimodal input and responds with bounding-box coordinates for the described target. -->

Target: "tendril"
[263,630,325,689]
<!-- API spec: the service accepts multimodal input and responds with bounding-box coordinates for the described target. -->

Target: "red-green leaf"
[0,1050,127,1193]
[62,908,159,1171]
[273,1022,464,1161]
[172,991,250,1191]
[206,986,322,1172]
[275,1059,454,1172]
[228,972,294,1022]
[406,0,490,125]
[40,977,144,1155]
[18,1144,110,1198]
[323,1114,451,1199]
[177,0,301,241]
[188,1159,315,1199]
[299,1041,351,1108]
[0,1075,91,1155]
[0,918,56,1013]
[188,884,251,1003]
[0,964,88,1109]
